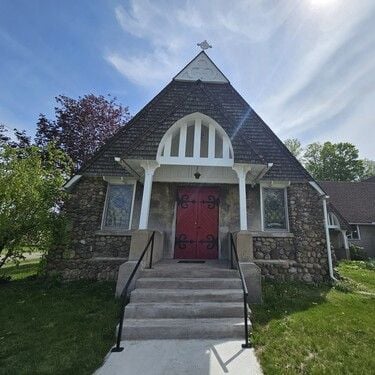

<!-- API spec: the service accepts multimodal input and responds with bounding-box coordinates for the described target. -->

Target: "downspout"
[309,182,337,282]
[322,196,337,281]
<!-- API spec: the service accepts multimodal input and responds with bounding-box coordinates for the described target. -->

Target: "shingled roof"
[80,52,312,182]
[320,181,375,223]
[363,175,375,183]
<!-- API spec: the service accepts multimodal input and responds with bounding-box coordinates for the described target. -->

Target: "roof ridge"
[121,81,201,158]
[199,83,267,164]
[226,84,314,181]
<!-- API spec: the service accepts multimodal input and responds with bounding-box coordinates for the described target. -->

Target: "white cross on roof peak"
[197,40,212,50]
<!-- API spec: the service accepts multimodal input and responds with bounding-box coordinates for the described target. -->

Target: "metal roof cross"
[197,40,212,50]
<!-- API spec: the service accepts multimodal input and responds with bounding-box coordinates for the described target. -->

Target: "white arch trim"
[157,112,234,167]
[328,212,340,228]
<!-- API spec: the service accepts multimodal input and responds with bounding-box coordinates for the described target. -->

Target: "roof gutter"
[63,174,82,191]
[252,163,273,184]
[309,181,337,282]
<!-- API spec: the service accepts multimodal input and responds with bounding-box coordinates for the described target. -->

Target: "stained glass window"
[103,184,134,229]
[263,188,287,230]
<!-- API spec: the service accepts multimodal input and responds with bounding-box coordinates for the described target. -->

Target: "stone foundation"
[253,235,295,260]
[47,257,125,281]
[254,260,327,282]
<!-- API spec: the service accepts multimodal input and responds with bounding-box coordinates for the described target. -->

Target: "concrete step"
[121,318,249,340]
[136,277,242,289]
[140,268,239,279]
[124,302,244,319]
[130,289,243,303]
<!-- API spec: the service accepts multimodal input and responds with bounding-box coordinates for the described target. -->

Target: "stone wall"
[46,177,132,280]
[47,177,331,283]
[253,235,295,260]
[253,183,330,283]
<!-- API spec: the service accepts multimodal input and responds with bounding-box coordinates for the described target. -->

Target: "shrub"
[349,244,368,261]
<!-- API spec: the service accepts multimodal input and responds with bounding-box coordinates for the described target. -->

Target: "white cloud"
[106,51,176,87]
[106,0,375,159]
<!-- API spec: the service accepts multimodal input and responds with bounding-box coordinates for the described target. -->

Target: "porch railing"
[230,233,251,348]
[111,231,156,352]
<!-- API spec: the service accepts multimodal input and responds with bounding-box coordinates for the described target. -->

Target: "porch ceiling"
[122,158,268,185]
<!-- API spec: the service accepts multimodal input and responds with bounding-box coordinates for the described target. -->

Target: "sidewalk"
[96,339,263,375]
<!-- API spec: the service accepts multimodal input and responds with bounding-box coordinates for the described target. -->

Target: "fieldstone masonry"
[253,183,330,282]
[253,236,295,260]
[47,177,132,280]
[47,178,331,284]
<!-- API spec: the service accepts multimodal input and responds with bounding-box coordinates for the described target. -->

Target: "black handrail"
[230,233,251,348]
[111,231,155,352]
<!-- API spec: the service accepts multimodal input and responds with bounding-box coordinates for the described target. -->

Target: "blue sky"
[1,0,374,158]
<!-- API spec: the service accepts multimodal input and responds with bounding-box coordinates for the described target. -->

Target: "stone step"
[136,277,242,289]
[124,302,244,319]
[121,318,249,340]
[130,289,243,303]
[140,268,239,279]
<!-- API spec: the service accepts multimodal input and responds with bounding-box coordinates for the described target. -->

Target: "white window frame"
[260,183,290,232]
[101,177,137,231]
[347,224,361,240]
[328,212,340,229]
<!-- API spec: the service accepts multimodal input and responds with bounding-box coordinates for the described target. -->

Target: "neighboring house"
[47,51,335,294]
[321,180,375,258]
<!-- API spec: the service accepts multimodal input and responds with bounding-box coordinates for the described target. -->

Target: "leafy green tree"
[284,138,304,161]
[0,144,71,269]
[304,141,364,181]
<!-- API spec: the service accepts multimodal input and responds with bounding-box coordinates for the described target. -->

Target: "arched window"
[157,113,233,167]
[328,212,340,228]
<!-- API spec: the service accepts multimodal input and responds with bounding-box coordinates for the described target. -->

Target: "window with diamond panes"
[263,188,287,230]
[103,184,134,229]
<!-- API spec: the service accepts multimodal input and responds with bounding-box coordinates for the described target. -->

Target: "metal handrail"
[230,233,251,348]
[111,231,156,352]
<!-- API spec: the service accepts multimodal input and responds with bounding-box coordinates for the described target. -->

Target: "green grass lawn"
[251,261,375,375]
[1,259,42,280]
[1,260,374,374]
[0,261,119,375]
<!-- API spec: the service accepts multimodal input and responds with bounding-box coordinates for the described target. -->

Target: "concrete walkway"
[96,340,263,375]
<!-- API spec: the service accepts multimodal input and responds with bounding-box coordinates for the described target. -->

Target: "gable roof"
[363,175,375,183]
[174,51,229,83]
[327,202,351,231]
[320,181,375,224]
[79,52,313,182]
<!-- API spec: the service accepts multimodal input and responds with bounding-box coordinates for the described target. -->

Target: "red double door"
[174,187,219,259]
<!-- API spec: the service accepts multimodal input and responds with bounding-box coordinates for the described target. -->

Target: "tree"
[284,138,303,161]
[0,124,31,149]
[304,141,365,181]
[0,143,71,270]
[35,94,131,170]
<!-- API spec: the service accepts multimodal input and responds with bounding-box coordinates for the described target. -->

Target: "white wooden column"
[341,230,349,249]
[232,164,252,231]
[193,118,202,159]
[341,229,350,258]
[139,161,159,230]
